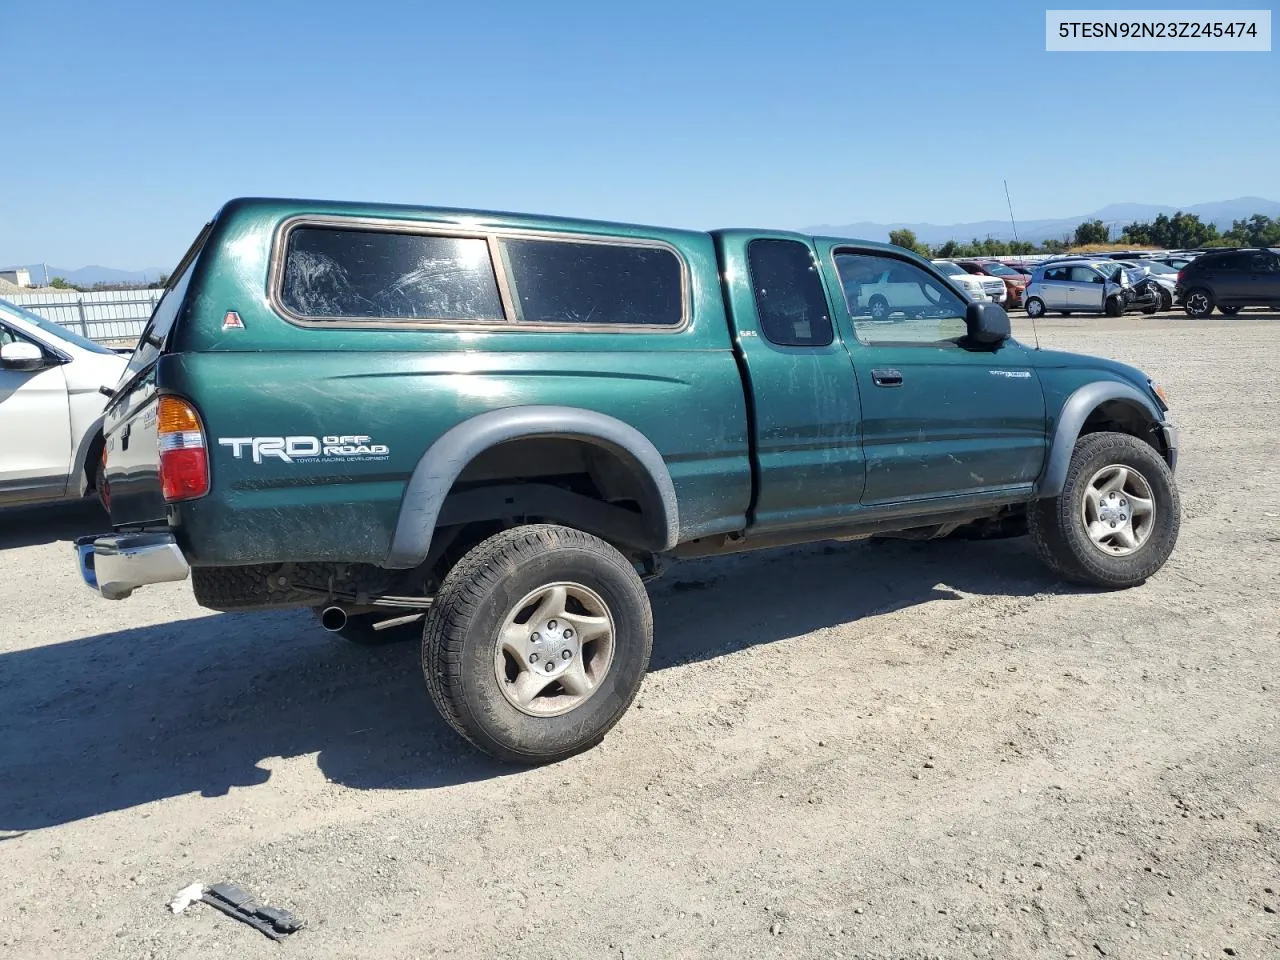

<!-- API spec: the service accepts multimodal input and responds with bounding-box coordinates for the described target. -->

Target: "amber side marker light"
[157,396,209,501]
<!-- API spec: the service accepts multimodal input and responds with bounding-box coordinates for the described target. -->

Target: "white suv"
[932,260,1007,304]
[0,297,129,508]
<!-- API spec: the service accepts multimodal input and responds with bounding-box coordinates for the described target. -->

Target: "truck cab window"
[745,239,833,347]
[834,252,966,344]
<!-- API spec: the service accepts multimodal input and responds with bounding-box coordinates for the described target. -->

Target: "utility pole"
[1004,180,1020,246]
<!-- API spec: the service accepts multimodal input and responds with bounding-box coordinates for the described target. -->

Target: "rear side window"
[281,227,505,321]
[745,239,834,347]
[499,238,683,326]
[1043,267,1069,281]
[1207,253,1248,272]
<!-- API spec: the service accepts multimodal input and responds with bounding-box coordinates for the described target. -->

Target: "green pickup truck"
[76,197,1181,763]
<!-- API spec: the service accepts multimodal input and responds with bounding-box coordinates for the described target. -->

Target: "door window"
[1043,267,1069,282]
[1069,266,1105,283]
[834,252,967,345]
[1210,253,1249,272]
[1251,253,1277,273]
[745,240,834,347]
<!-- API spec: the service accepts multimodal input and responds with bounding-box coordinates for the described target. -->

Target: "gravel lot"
[2,312,1278,960]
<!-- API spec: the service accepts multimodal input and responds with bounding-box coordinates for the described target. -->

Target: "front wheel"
[1105,295,1125,318]
[422,524,652,763]
[1028,431,1180,589]
[1025,297,1045,319]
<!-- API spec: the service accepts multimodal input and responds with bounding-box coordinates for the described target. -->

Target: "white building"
[0,267,32,287]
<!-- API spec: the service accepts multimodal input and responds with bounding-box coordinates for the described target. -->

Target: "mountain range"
[12,264,168,287]
[805,196,1280,246]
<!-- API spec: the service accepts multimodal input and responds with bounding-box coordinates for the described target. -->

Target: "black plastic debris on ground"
[201,882,304,942]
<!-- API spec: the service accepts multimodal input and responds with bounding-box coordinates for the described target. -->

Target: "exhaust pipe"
[319,605,348,632]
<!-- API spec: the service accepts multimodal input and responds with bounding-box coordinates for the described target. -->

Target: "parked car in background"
[0,297,128,508]
[930,260,1006,305]
[1175,248,1280,317]
[956,260,1027,308]
[1146,253,1199,270]
[1104,260,1177,311]
[1023,260,1162,318]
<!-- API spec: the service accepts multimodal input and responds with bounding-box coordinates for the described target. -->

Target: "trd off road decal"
[218,435,390,464]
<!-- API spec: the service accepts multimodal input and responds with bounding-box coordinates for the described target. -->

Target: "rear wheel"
[422,524,652,763]
[868,295,890,322]
[1219,305,1241,316]
[1184,288,1214,318]
[1058,311,1073,317]
[1028,431,1179,589]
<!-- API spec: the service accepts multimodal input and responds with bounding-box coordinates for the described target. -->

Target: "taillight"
[157,396,209,502]
[1176,269,1185,283]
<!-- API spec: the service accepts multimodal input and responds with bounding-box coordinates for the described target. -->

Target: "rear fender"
[385,405,679,569]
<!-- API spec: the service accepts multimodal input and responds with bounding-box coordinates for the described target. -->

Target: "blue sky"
[3,0,1276,269]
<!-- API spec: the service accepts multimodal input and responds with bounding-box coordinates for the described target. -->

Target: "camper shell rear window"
[273,219,687,330]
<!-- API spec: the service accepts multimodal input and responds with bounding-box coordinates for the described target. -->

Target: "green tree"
[49,276,75,289]
[934,239,959,259]
[888,228,931,258]
[1073,219,1110,246]
[1120,211,1219,248]
[1040,239,1070,254]
[1222,214,1280,247]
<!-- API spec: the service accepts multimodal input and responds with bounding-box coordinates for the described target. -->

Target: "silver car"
[1023,259,1158,318]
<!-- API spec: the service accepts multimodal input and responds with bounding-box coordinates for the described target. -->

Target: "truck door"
[715,233,865,533]
[820,245,1046,505]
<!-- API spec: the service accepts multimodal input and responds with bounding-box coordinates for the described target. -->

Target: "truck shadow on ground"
[0,536,1074,831]
[0,500,107,550]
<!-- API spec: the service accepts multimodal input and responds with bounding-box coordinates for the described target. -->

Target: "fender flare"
[385,405,680,569]
[70,414,107,498]
[1036,381,1166,499]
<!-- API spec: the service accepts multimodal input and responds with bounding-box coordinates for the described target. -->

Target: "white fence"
[4,288,160,346]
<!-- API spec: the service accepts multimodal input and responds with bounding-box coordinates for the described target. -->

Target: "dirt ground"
[2,313,1278,960]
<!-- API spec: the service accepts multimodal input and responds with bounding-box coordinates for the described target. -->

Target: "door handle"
[871,368,903,387]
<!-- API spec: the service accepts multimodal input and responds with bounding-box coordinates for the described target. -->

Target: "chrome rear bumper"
[75,532,190,600]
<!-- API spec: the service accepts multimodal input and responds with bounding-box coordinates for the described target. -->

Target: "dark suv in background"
[1176,248,1280,317]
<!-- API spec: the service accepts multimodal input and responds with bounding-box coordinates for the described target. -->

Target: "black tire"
[1027,431,1180,589]
[1184,288,1214,318]
[1058,311,1073,317]
[313,608,420,646]
[1104,295,1125,318]
[1219,305,1241,316]
[1025,297,1045,319]
[1160,289,1173,311]
[423,524,652,763]
[868,295,890,322]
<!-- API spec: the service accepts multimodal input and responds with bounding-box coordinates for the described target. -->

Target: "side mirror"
[964,301,1010,346]
[0,341,47,372]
